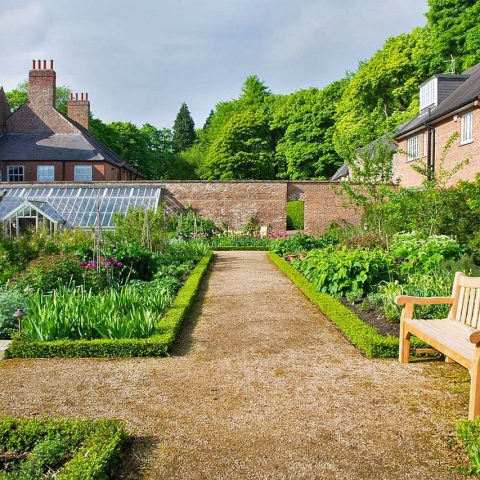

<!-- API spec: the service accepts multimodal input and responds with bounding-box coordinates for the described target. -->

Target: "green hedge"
[268,252,400,358]
[286,201,304,230]
[4,252,213,359]
[0,416,127,479]
[456,418,480,476]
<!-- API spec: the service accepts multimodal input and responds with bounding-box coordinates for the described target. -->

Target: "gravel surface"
[0,251,473,479]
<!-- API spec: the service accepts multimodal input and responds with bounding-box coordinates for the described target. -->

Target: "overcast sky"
[0,0,428,129]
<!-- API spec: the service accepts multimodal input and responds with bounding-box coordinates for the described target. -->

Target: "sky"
[0,0,428,129]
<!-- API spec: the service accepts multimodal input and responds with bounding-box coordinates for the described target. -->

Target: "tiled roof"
[396,64,480,138]
[330,163,349,181]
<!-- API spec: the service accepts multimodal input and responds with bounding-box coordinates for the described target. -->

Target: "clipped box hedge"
[4,252,213,359]
[286,201,304,230]
[0,416,127,479]
[268,252,400,358]
[214,246,269,251]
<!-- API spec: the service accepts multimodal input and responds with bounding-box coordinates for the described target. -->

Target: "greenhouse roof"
[0,184,162,228]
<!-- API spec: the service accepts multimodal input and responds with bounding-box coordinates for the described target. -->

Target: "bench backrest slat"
[450,272,480,328]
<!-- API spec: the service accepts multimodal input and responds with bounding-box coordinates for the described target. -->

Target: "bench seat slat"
[405,318,476,369]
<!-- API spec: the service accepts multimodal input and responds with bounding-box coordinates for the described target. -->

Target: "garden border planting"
[214,246,269,251]
[456,418,480,476]
[4,252,213,359]
[0,416,127,478]
[268,252,400,357]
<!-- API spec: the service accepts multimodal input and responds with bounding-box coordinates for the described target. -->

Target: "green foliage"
[173,103,196,153]
[390,232,463,274]
[268,252,399,357]
[272,80,348,179]
[286,201,304,230]
[208,235,271,250]
[368,271,454,323]
[15,254,85,293]
[456,416,480,476]
[269,232,339,256]
[173,209,217,240]
[111,207,169,252]
[296,246,393,299]
[5,253,212,358]
[0,416,127,479]
[0,287,27,340]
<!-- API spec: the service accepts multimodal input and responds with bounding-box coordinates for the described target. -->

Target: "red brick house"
[0,60,142,183]
[393,64,480,187]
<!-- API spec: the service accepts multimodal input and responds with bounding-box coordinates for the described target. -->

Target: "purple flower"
[116,262,123,268]
[81,261,88,267]
[109,258,116,264]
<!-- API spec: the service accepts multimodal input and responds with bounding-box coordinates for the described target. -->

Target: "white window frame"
[419,78,438,112]
[461,111,473,145]
[7,165,25,182]
[74,165,93,182]
[37,165,55,182]
[407,136,420,160]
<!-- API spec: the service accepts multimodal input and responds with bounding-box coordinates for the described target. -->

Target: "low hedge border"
[4,252,213,359]
[456,417,480,476]
[0,416,127,479]
[268,252,405,358]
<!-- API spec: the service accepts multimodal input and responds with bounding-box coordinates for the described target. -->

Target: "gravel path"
[0,251,472,479]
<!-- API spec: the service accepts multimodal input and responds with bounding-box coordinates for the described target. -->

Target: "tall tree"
[172,102,195,153]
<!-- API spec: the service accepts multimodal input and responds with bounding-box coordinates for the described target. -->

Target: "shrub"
[390,232,463,274]
[456,417,480,476]
[468,232,480,265]
[173,209,217,240]
[14,254,85,293]
[0,416,127,479]
[286,201,304,230]
[296,246,393,299]
[268,252,399,357]
[0,287,27,340]
[208,235,271,249]
[269,232,338,256]
[340,230,386,249]
[103,241,155,281]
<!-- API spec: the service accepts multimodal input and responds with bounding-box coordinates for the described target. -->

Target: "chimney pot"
[43,60,46,69]
[50,60,54,70]
[37,59,41,69]
[32,60,35,69]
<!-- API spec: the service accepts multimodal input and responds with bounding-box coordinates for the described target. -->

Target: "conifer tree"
[173,102,195,152]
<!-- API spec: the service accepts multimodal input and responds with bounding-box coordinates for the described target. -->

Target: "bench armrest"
[470,330,480,344]
[395,295,455,307]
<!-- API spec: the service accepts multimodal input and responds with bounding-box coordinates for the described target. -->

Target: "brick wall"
[287,182,360,234]
[393,105,480,187]
[161,181,360,235]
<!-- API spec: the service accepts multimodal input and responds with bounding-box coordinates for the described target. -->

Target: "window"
[407,136,419,160]
[37,165,55,182]
[74,165,93,182]
[461,112,473,144]
[419,78,438,112]
[7,166,24,182]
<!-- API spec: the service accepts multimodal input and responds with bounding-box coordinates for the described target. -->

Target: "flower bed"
[4,252,213,358]
[0,416,127,479]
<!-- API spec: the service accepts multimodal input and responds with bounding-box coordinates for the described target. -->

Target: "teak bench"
[396,272,480,420]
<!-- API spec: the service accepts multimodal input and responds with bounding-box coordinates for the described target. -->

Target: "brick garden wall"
[162,181,360,235]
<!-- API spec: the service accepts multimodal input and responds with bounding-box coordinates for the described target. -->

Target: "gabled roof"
[330,163,349,181]
[0,199,66,224]
[396,64,480,138]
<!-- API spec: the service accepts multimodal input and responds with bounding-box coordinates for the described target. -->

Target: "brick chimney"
[29,59,56,109]
[67,92,90,130]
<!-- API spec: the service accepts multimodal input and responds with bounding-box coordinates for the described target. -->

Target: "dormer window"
[420,78,438,112]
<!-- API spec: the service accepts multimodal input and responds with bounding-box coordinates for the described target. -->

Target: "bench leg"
[469,350,480,420]
[399,323,411,364]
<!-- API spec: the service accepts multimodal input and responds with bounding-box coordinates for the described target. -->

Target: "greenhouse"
[0,185,162,236]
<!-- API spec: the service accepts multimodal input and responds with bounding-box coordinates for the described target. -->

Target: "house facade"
[393,64,480,187]
[0,60,142,183]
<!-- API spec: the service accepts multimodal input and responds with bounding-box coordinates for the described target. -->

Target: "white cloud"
[0,0,428,127]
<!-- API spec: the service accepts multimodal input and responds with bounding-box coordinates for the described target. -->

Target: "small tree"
[336,133,396,240]
[173,103,196,153]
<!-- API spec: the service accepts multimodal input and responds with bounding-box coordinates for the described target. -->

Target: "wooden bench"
[396,272,480,420]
